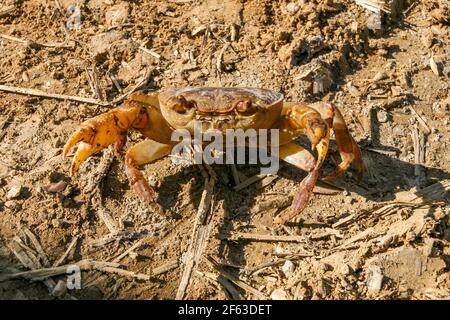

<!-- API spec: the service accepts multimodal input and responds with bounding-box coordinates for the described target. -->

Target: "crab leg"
[125,139,172,204]
[273,104,330,224]
[310,102,364,181]
[63,100,149,175]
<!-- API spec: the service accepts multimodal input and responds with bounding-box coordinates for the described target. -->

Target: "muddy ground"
[0,0,449,300]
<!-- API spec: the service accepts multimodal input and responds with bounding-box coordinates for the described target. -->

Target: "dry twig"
[176,165,216,300]
[0,84,109,106]
[220,231,306,243]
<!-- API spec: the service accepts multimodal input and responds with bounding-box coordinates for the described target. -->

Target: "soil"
[0,0,449,300]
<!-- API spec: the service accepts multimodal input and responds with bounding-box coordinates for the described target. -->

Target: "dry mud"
[0,0,449,300]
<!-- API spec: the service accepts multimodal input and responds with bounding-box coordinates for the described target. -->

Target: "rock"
[4,200,21,210]
[344,196,354,205]
[366,13,382,31]
[7,185,22,199]
[51,280,67,297]
[366,265,384,292]
[270,288,289,300]
[285,2,300,14]
[281,260,296,278]
[0,163,8,178]
[377,110,388,123]
[59,0,86,9]
[105,2,129,28]
[340,263,352,275]
[317,278,331,297]
[128,251,139,260]
[90,31,125,58]
[51,219,62,228]
[392,125,404,137]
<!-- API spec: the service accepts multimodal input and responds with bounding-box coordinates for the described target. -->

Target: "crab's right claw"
[273,105,330,224]
[63,103,146,175]
[310,102,364,181]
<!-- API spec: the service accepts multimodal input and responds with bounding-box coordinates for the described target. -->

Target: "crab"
[63,87,363,224]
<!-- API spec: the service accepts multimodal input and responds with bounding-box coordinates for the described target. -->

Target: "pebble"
[7,185,22,199]
[51,280,67,298]
[317,278,330,297]
[51,219,62,228]
[392,125,404,137]
[366,265,384,292]
[4,200,21,210]
[340,263,352,275]
[105,2,129,27]
[344,196,354,205]
[285,2,300,14]
[270,288,289,300]
[281,260,296,278]
[377,110,388,123]
[128,251,139,260]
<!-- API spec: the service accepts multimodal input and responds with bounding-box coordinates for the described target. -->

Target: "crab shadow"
[156,141,450,275]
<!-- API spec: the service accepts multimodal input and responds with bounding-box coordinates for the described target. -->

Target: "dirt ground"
[0,0,449,300]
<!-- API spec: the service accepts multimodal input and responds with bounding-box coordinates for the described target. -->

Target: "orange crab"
[63,87,363,224]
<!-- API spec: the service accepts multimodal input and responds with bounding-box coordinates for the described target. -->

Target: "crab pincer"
[273,104,330,224]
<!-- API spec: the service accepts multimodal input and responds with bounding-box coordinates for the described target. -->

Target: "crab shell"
[158,87,284,133]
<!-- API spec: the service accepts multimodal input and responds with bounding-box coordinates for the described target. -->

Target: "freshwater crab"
[63,87,363,224]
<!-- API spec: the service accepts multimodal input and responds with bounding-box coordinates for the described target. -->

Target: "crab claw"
[274,105,330,224]
[63,102,147,175]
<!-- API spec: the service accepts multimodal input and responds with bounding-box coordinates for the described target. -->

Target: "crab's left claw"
[63,102,147,175]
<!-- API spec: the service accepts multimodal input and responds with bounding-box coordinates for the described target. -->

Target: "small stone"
[366,265,384,292]
[317,279,330,297]
[421,29,434,48]
[377,110,388,123]
[105,2,129,27]
[7,185,22,199]
[270,288,289,300]
[367,12,382,31]
[392,125,404,137]
[340,263,352,275]
[51,219,61,228]
[128,251,139,260]
[281,260,296,278]
[4,200,21,211]
[59,0,86,9]
[320,263,332,272]
[285,2,300,14]
[90,31,125,57]
[344,196,354,205]
[51,280,67,297]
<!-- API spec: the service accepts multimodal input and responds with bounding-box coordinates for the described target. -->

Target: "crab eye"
[235,99,257,115]
[169,95,196,113]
